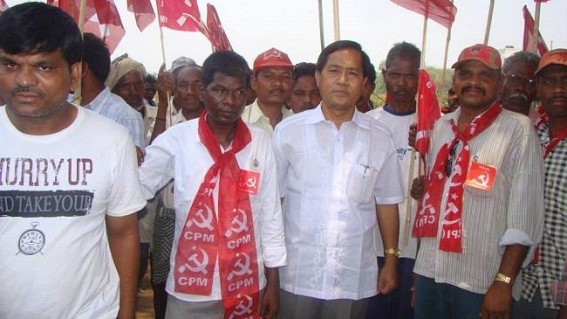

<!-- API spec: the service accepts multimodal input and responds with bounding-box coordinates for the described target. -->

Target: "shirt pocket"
[347,163,379,203]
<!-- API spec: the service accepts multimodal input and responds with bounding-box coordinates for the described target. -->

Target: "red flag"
[0,0,8,14]
[523,6,548,56]
[534,0,550,2]
[127,0,155,32]
[48,0,125,54]
[157,0,205,32]
[390,0,457,29]
[206,4,233,51]
[415,69,441,155]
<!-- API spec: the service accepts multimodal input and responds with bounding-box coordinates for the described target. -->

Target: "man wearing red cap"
[514,48,567,319]
[242,48,294,135]
[412,44,544,319]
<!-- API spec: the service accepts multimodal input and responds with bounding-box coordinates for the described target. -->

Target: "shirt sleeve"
[373,129,405,204]
[258,132,287,268]
[138,131,176,201]
[504,122,544,264]
[107,132,147,216]
[272,125,289,200]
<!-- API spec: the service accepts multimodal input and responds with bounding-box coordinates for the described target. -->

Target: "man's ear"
[70,62,82,92]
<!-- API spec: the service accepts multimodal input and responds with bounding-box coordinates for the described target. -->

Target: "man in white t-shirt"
[139,51,286,319]
[0,3,146,318]
[366,41,421,319]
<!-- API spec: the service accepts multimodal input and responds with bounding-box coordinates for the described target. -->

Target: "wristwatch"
[385,248,401,257]
[494,272,512,284]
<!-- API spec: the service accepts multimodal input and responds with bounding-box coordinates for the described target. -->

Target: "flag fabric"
[157,0,205,33]
[523,5,548,56]
[390,0,457,29]
[206,4,233,51]
[48,0,125,54]
[415,69,441,156]
[127,0,155,32]
[534,0,550,3]
[0,0,8,14]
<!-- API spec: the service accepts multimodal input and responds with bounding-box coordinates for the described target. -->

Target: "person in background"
[366,41,422,319]
[145,74,157,107]
[288,62,320,113]
[242,47,294,135]
[356,58,377,113]
[499,51,540,116]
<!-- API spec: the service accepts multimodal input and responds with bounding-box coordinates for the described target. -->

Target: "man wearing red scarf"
[412,44,545,319]
[139,51,286,319]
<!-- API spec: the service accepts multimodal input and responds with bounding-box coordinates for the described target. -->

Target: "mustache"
[461,86,485,95]
[12,86,42,96]
[508,93,528,102]
[269,88,284,94]
[392,88,412,95]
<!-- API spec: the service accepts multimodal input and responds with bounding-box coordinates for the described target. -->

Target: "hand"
[156,64,174,102]
[408,123,417,148]
[410,176,425,201]
[377,259,398,294]
[480,281,513,319]
[136,146,145,166]
[260,284,279,319]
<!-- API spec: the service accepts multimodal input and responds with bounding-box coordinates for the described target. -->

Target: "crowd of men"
[0,3,566,319]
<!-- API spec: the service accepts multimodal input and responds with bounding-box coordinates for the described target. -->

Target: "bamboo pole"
[318,0,325,50]
[532,2,541,54]
[484,0,495,44]
[332,0,340,41]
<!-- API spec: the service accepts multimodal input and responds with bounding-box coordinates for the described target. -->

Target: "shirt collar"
[86,87,112,112]
[304,104,370,129]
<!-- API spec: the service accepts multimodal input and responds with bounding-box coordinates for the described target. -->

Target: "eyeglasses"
[504,74,536,88]
[445,141,460,176]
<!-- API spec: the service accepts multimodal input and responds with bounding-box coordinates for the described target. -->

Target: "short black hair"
[0,2,82,66]
[82,33,110,85]
[145,74,157,84]
[362,52,377,83]
[316,40,371,78]
[202,51,250,88]
[503,51,540,75]
[385,42,421,69]
[293,62,316,81]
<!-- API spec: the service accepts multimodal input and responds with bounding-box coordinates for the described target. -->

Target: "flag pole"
[532,1,541,54]
[74,0,87,106]
[318,0,325,50]
[404,1,430,247]
[440,0,453,97]
[332,0,340,41]
[484,0,495,44]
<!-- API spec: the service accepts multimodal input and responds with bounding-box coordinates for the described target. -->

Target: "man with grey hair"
[500,51,540,116]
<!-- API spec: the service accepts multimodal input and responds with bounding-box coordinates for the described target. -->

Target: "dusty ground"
[136,270,155,318]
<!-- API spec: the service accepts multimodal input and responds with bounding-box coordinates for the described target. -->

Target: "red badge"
[465,162,496,191]
[238,170,260,195]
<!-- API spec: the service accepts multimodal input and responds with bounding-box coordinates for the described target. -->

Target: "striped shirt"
[414,107,544,297]
[521,122,567,309]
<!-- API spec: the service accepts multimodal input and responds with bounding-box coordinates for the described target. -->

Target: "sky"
[7,0,567,74]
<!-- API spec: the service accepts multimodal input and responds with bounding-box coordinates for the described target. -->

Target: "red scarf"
[413,102,502,252]
[173,113,260,319]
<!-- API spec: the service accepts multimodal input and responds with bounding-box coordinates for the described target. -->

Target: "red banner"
[48,0,125,54]
[157,0,205,33]
[127,0,155,32]
[523,5,548,56]
[390,0,457,29]
[415,69,441,156]
[206,4,233,51]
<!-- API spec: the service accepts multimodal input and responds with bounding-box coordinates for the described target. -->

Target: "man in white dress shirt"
[273,40,404,319]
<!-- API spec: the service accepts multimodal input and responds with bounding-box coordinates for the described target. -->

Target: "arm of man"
[260,266,280,319]
[376,203,399,294]
[150,64,174,144]
[481,244,528,319]
[106,213,140,319]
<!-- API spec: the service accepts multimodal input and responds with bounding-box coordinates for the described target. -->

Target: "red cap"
[451,44,501,70]
[535,49,567,75]
[253,48,293,72]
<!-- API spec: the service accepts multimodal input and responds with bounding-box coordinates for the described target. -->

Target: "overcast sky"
[7,0,567,74]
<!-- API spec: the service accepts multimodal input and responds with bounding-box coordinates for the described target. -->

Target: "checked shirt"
[522,122,567,309]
